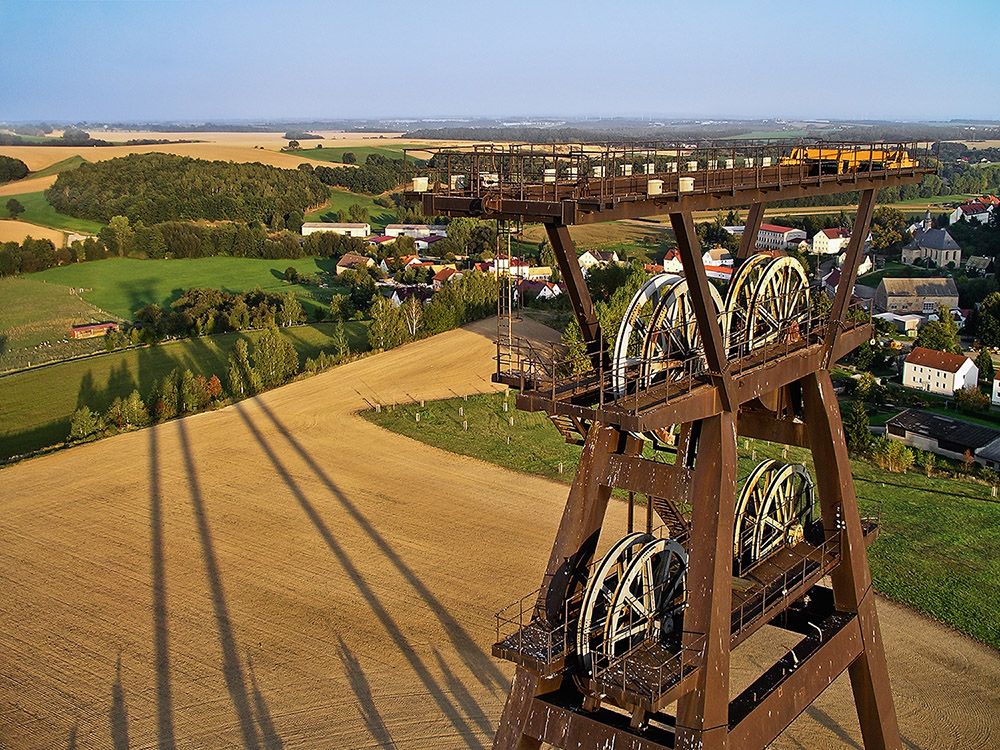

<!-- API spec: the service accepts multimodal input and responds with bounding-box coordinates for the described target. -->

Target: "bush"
[871,436,914,473]
[955,386,990,414]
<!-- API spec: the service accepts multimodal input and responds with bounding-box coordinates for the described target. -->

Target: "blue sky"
[1,0,997,122]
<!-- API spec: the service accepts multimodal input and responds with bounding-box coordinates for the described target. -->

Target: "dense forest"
[310,153,407,194]
[45,153,329,224]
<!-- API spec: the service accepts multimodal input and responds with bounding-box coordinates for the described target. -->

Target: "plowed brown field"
[1,318,997,750]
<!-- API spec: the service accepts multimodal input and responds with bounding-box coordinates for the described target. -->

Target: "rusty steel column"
[823,188,877,367]
[802,370,902,750]
[493,422,634,750]
[670,212,737,411]
[736,201,766,262]
[674,412,739,750]
[545,222,605,367]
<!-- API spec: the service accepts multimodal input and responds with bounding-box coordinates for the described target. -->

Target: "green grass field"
[31,256,348,319]
[295,142,432,164]
[0,321,368,461]
[304,187,396,231]
[29,155,87,179]
[0,276,114,371]
[364,391,1000,649]
[3,191,105,234]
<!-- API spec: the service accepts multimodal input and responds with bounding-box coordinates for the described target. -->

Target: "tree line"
[45,153,329,225]
[69,327,305,445]
[0,155,28,183]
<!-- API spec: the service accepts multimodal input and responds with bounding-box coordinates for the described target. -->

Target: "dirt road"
[1,318,997,749]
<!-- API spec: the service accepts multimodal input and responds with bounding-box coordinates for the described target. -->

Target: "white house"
[836,251,873,276]
[578,249,620,273]
[705,264,733,282]
[993,371,1000,407]
[874,312,922,338]
[902,346,978,397]
[757,224,807,250]
[812,227,851,255]
[950,202,992,226]
[301,222,370,238]
[660,247,684,274]
[492,256,531,278]
[384,224,448,239]
[702,247,734,267]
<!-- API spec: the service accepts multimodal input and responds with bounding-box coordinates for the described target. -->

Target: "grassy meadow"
[30,256,348,319]
[2,190,105,234]
[0,276,113,371]
[304,187,396,230]
[0,321,368,461]
[364,391,1000,649]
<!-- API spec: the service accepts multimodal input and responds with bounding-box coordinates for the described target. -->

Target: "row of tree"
[46,153,329,225]
[0,155,28,183]
[309,153,407,194]
[69,329,304,444]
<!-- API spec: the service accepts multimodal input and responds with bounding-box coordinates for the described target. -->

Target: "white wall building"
[812,227,850,255]
[757,224,807,250]
[385,224,448,239]
[301,222,370,238]
[902,346,978,397]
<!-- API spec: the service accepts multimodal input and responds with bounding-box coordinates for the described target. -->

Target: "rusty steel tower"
[405,140,936,750]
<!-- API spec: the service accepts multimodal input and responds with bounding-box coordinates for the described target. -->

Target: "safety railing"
[730,532,842,637]
[404,139,938,207]
[496,296,871,416]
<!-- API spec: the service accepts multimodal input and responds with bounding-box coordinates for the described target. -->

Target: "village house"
[836,251,873,276]
[949,201,993,226]
[873,312,922,338]
[902,346,977,397]
[367,235,396,249]
[812,227,851,255]
[432,267,462,290]
[300,222,370,238]
[902,215,961,267]
[660,247,684,274]
[701,247,734,267]
[966,256,992,275]
[517,279,561,301]
[335,253,376,275]
[874,277,958,314]
[379,255,420,274]
[415,235,447,252]
[756,224,807,250]
[384,224,448,239]
[527,266,554,281]
[578,249,620,273]
[886,408,999,465]
[705,264,732,282]
[492,256,531,278]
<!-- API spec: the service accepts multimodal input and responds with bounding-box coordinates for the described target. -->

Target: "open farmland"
[0,219,70,245]
[30,256,346,319]
[0,191,105,234]
[0,320,368,460]
[0,317,997,749]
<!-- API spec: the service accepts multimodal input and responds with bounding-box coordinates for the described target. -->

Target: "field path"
[1,318,998,750]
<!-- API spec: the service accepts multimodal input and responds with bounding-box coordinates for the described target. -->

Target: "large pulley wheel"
[604,537,687,660]
[576,532,652,676]
[612,274,682,399]
[725,253,772,356]
[746,257,811,352]
[643,278,728,386]
[733,461,816,572]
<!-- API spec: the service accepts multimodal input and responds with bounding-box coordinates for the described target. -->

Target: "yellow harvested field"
[0,174,57,196]
[0,219,65,244]
[0,132,469,174]
[957,140,1000,150]
[2,318,998,749]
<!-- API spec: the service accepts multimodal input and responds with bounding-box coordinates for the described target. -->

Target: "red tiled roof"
[337,253,373,267]
[704,264,732,275]
[820,227,849,239]
[960,202,988,215]
[904,346,971,374]
[432,268,460,281]
[759,223,798,233]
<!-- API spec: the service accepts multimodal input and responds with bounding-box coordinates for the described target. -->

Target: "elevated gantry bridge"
[403,139,935,750]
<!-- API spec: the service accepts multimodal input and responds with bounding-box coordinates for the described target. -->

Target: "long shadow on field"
[432,647,494,738]
[804,704,861,749]
[149,424,177,749]
[110,653,131,750]
[248,398,507,694]
[177,418,266,750]
[246,653,284,750]
[233,402,487,749]
[334,635,397,750]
